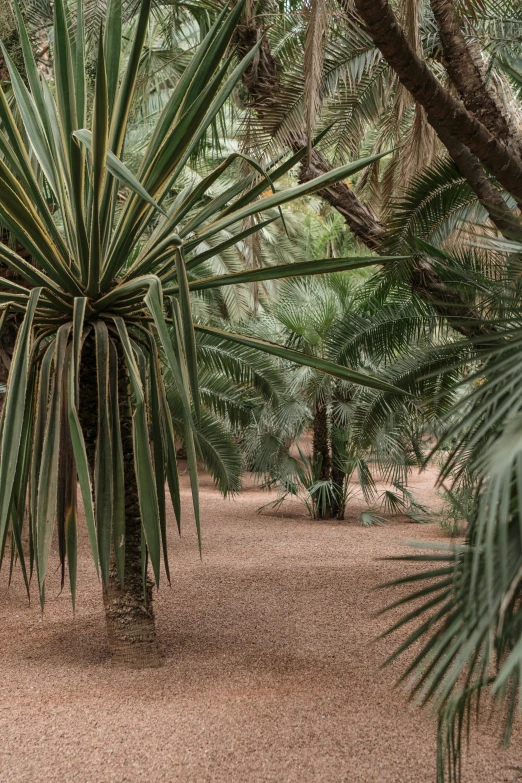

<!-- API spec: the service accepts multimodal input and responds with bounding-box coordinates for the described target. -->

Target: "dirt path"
[1,469,520,783]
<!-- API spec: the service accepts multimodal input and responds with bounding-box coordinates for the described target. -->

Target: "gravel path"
[1,468,520,783]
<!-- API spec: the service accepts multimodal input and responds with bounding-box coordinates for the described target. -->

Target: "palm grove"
[1,0,522,780]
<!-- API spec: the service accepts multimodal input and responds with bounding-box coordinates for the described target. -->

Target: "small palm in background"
[233,268,458,522]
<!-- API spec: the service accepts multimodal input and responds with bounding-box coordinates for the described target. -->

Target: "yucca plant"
[0,0,405,666]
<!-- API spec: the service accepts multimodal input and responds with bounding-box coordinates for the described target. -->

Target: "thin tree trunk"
[79,333,162,668]
[312,400,331,519]
[330,447,345,520]
[330,395,346,520]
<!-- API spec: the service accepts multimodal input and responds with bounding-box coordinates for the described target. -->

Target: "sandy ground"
[1,467,521,783]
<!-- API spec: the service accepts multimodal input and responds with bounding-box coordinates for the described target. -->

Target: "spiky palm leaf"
[380,234,522,781]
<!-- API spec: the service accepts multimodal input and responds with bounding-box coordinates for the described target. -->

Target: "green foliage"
[235,272,457,521]
[380,236,522,781]
[0,0,397,606]
[6,3,522,779]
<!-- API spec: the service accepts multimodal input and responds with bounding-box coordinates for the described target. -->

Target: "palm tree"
[379,247,522,781]
[0,0,403,666]
[235,267,460,521]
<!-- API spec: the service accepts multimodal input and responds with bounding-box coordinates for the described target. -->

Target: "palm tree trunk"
[330,457,345,520]
[312,400,331,519]
[79,334,162,668]
[330,400,346,520]
[429,0,522,160]
[353,0,522,201]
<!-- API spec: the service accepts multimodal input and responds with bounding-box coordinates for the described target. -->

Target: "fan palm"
[237,269,459,521]
[0,0,406,666]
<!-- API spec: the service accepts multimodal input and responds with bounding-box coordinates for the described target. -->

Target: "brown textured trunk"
[353,0,522,201]
[432,125,521,237]
[330,397,346,520]
[429,0,522,161]
[330,450,345,520]
[298,146,386,250]
[300,127,519,243]
[79,333,162,668]
[312,400,331,519]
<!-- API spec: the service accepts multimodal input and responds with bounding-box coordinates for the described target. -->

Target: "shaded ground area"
[1,468,521,782]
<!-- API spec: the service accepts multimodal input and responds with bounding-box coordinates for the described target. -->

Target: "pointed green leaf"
[167,255,401,294]
[149,342,170,581]
[140,0,243,173]
[8,364,37,596]
[170,298,200,551]
[189,151,394,249]
[179,152,278,238]
[0,56,58,195]
[174,248,200,419]
[73,129,167,216]
[194,325,407,394]
[30,338,55,583]
[87,36,109,297]
[36,323,71,593]
[53,0,78,153]
[104,0,122,116]
[0,288,41,548]
[183,219,278,273]
[107,0,151,158]
[75,0,87,128]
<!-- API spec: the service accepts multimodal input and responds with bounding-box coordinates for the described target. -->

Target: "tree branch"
[297,147,386,249]
[432,124,521,236]
[353,0,522,202]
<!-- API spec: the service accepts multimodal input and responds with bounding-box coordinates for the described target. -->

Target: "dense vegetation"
[1,0,522,779]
